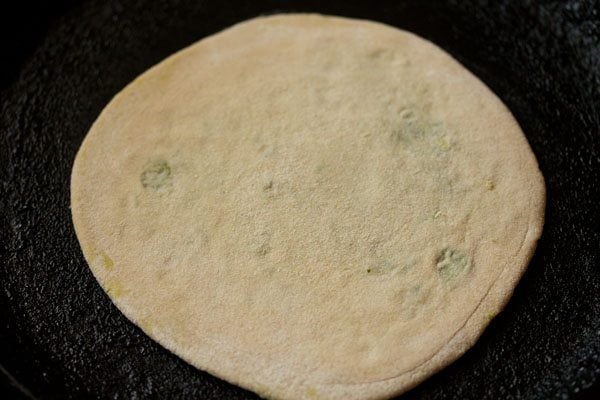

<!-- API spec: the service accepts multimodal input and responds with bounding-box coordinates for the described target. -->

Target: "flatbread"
[71,14,545,400]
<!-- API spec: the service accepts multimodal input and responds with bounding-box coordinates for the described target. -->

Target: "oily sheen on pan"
[71,14,545,400]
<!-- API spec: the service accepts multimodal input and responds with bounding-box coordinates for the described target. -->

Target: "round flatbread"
[71,14,545,400]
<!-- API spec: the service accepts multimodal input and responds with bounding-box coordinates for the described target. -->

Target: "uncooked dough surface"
[71,14,545,400]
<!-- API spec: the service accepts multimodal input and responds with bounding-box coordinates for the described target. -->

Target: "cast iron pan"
[1,0,599,399]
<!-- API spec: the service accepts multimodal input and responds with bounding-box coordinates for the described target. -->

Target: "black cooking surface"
[1,1,599,399]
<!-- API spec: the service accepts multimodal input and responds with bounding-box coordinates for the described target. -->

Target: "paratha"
[71,14,545,400]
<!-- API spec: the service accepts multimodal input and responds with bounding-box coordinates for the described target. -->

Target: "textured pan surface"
[1,0,599,399]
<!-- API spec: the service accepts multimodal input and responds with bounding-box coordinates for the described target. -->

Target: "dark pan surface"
[1,0,599,399]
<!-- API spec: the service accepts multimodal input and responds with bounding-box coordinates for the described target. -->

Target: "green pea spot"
[436,248,470,282]
[141,160,172,189]
[101,252,114,270]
